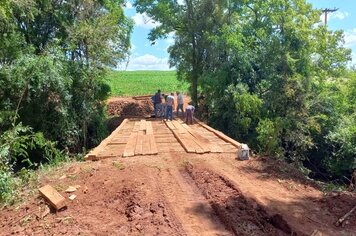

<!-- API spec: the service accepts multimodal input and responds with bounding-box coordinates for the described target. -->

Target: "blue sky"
[121,0,356,70]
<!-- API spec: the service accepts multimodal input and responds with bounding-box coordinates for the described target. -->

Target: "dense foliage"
[0,0,132,203]
[136,0,355,181]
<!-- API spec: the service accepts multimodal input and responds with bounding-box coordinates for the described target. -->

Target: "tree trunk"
[191,71,198,106]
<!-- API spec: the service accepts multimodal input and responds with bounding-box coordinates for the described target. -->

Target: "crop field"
[106,70,189,96]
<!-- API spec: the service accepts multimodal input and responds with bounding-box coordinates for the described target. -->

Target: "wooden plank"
[97,144,125,158]
[135,130,144,155]
[132,121,140,132]
[142,135,150,155]
[182,124,222,153]
[182,124,210,153]
[165,121,176,130]
[196,120,241,148]
[172,120,186,134]
[108,137,128,145]
[39,185,66,210]
[146,121,158,154]
[155,137,178,143]
[139,120,147,131]
[171,129,195,153]
[165,119,203,153]
[133,95,151,100]
[146,121,154,135]
[148,135,158,155]
[123,130,138,157]
[85,119,129,160]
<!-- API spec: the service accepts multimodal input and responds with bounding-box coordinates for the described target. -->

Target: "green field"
[106,70,189,96]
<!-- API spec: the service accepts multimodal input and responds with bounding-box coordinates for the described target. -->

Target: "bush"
[0,122,66,205]
[256,118,283,157]
[0,169,16,204]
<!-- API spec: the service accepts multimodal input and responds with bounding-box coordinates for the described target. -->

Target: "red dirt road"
[1,96,355,235]
[1,153,355,235]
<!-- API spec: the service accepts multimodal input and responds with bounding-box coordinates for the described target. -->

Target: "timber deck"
[85,118,241,160]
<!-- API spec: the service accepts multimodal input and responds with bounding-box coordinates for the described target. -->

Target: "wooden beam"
[165,121,176,130]
[146,121,158,155]
[39,185,66,210]
[196,119,241,148]
[182,124,222,153]
[142,135,150,155]
[135,130,144,155]
[123,132,138,157]
[139,119,147,131]
[85,119,129,160]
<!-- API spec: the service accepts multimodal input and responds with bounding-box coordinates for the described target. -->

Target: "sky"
[121,0,356,71]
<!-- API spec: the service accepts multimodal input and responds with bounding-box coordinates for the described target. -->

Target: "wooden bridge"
[85,118,241,160]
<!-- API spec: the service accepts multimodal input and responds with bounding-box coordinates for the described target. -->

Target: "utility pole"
[322,8,338,25]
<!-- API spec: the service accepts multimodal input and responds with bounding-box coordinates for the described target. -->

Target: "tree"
[136,0,353,179]
[1,0,133,153]
[135,0,229,105]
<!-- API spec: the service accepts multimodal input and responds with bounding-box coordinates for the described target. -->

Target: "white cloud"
[132,13,161,29]
[124,54,172,70]
[330,11,349,20]
[124,2,133,9]
[344,28,356,48]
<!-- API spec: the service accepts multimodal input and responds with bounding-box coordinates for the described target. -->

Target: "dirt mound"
[185,163,294,236]
[107,97,153,117]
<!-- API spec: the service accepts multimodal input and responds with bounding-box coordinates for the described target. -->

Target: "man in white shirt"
[176,91,184,117]
[165,93,175,121]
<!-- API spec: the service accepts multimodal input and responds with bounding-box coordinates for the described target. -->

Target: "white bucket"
[237,144,250,160]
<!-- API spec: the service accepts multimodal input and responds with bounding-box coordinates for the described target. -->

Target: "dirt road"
[1,98,355,235]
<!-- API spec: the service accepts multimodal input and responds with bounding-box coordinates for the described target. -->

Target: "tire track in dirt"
[189,155,356,236]
[183,163,293,236]
[155,153,232,236]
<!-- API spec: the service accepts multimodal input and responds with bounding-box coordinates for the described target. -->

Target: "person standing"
[176,91,184,117]
[185,102,195,124]
[153,89,162,118]
[160,93,166,118]
[165,92,175,121]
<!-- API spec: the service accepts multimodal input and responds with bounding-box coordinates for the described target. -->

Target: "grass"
[105,70,189,96]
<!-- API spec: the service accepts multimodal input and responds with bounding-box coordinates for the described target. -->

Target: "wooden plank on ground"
[133,95,151,100]
[132,121,140,132]
[39,185,66,210]
[182,124,222,153]
[146,121,158,154]
[165,121,176,130]
[135,130,144,155]
[196,119,241,148]
[188,135,205,154]
[123,123,139,157]
[148,134,158,155]
[146,121,154,135]
[139,120,146,131]
[171,129,195,153]
[165,119,203,153]
[142,135,150,155]
[85,119,129,160]
[155,137,177,143]
[182,124,210,153]
[172,120,186,134]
